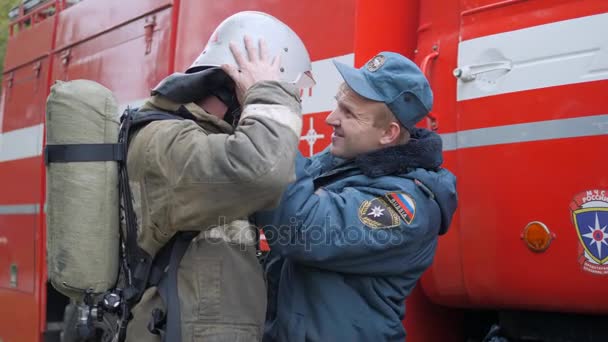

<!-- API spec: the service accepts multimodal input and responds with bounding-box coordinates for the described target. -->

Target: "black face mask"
[151,67,241,126]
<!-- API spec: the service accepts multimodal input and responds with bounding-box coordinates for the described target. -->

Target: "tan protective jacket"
[124,81,302,341]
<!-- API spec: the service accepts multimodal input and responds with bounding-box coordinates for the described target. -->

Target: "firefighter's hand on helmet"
[221,35,282,105]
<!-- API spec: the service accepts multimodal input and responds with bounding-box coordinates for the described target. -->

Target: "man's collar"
[353,128,443,177]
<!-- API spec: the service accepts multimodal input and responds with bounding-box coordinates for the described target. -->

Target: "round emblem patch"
[358,197,401,229]
[366,54,385,72]
[570,189,608,275]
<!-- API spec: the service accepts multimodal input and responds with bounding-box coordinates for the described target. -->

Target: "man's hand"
[221,35,282,105]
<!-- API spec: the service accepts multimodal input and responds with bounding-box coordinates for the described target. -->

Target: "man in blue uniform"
[253,52,458,342]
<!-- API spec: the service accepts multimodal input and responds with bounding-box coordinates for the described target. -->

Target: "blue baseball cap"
[333,52,433,128]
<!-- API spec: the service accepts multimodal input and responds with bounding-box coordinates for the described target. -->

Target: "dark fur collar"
[354,128,443,178]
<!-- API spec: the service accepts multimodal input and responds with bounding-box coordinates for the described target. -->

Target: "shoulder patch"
[384,192,416,224]
[358,197,401,229]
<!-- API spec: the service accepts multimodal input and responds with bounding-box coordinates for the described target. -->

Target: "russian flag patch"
[385,192,416,224]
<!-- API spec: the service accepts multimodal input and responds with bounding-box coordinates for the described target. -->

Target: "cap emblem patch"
[366,54,386,72]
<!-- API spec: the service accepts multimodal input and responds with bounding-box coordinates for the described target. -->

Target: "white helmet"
[186,11,315,89]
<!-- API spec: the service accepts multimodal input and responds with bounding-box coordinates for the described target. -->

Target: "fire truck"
[0,0,607,341]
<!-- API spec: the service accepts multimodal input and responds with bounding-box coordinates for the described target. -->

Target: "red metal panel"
[353,0,419,65]
[1,8,58,342]
[168,0,181,74]
[404,285,465,341]
[421,0,608,315]
[0,158,42,205]
[4,18,54,72]
[51,7,174,104]
[460,0,608,40]
[175,0,356,72]
[405,0,469,338]
[37,212,46,336]
[457,80,608,131]
[457,135,608,313]
[414,0,461,135]
[0,291,39,342]
[55,0,173,50]
[0,215,38,341]
[420,154,469,307]
[1,59,49,132]
[413,0,467,309]
[0,215,36,292]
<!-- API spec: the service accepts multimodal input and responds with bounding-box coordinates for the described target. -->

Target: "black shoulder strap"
[117,108,186,296]
[118,108,200,342]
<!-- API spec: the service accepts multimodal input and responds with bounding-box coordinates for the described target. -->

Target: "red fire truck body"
[0,0,607,341]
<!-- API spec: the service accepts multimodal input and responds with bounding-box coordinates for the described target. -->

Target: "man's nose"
[326,110,339,126]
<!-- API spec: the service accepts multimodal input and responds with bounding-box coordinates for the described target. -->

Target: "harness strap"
[44,143,124,164]
[147,232,197,341]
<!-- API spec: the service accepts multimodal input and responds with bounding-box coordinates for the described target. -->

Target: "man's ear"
[379,121,402,145]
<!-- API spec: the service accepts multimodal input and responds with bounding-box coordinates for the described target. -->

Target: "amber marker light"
[521,221,555,252]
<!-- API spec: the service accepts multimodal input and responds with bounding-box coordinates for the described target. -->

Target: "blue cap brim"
[333,61,384,102]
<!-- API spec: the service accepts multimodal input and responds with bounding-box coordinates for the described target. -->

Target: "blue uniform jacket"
[253,128,457,342]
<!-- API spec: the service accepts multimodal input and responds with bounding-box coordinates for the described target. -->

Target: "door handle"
[421,51,439,131]
[453,60,512,82]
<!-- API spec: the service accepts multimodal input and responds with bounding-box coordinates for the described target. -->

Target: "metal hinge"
[10,264,17,288]
[144,15,157,55]
[33,60,42,78]
[60,49,71,66]
[60,49,71,80]
[7,72,14,88]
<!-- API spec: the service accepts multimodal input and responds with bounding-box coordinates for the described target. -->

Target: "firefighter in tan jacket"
[124,12,315,342]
